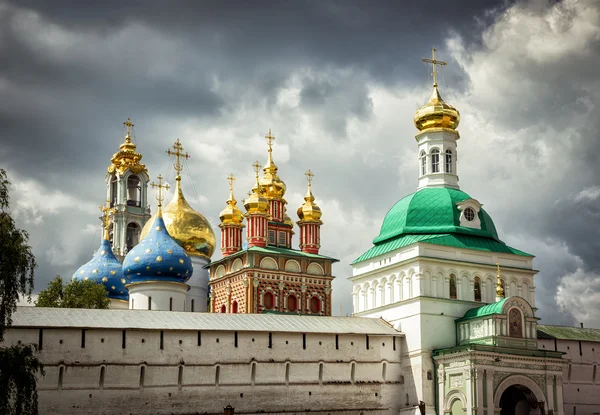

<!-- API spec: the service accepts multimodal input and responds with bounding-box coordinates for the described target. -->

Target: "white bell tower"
[106,118,151,261]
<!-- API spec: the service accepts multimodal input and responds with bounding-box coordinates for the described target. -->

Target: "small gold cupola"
[108,118,148,175]
[414,49,460,132]
[297,169,322,223]
[259,129,287,200]
[244,161,270,215]
[219,174,244,225]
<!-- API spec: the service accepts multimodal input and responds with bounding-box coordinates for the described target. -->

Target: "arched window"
[509,308,523,338]
[220,304,226,313]
[287,295,298,312]
[431,149,440,173]
[449,274,457,299]
[127,175,141,207]
[445,149,452,173]
[310,296,321,314]
[474,277,482,302]
[263,291,274,310]
[231,301,238,314]
[420,151,427,176]
[110,174,118,207]
[126,223,141,252]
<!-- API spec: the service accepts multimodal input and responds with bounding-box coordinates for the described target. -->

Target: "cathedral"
[3,50,600,415]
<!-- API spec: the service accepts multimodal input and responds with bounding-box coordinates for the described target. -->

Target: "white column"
[486,369,494,415]
[438,367,445,415]
[475,369,484,415]
[546,374,555,414]
[555,376,564,415]
[465,369,473,415]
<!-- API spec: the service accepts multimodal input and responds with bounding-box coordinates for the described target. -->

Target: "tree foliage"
[0,344,44,415]
[0,169,36,341]
[36,276,110,309]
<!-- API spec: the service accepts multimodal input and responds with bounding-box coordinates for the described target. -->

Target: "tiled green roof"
[537,325,600,342]
[211,245,338,266]
[457,298,508,322]
[353,188,531,264]
[352,233,531,264]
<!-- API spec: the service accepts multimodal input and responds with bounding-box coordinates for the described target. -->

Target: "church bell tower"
[106,118,151,261]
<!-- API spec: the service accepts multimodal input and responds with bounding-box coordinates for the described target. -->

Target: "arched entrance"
[495,375,546,415]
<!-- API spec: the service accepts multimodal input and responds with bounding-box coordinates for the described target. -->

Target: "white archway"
[494,375,547,409]
[444,390,467,413]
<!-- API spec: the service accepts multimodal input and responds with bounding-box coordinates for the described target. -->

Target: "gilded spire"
[496,262,505,299]
[414,49,460,132]
[259,129,287,200]
[99,200,114,241]
[219,174,244,225]
[108,117,147,175]
[297,169,322,223]
[151,174,170,215]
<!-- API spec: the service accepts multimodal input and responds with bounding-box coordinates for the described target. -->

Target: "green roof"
[211,245,339,267]
[353,188,532,264]
[457,298,508,322]
[537,325,600,342]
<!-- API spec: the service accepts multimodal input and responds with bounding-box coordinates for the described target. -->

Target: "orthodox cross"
[305,169,314,186]
[265,129,275,152]
[422,48,447,87]
[167,139,190,177]
[99,200,114,240]
[252,161,262,181]
[123,118,134,139]
[151,174,170,209]
[227,173,236,192]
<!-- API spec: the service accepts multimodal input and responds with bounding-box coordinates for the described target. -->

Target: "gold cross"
[123,118,134,138]
[167,139,190,176]
[265,129,275,151]
[99,200,114,239]
[305,169,314,185]
[227,173,236,191]
[422,48,447,87]
[151,174,170,208]
[252,161,261,178]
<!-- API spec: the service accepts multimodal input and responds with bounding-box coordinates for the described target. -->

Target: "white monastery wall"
[4,321,407,414]
[539,338,600,415]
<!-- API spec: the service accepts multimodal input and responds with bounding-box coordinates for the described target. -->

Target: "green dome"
[373,188,499,244]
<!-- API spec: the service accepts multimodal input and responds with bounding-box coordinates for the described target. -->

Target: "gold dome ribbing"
[219,174,244,226]
[107,118,147,175]
[297,170,322,223]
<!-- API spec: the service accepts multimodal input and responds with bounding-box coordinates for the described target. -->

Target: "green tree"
[0,344,44,414]
[36,276,110,309]
[0,169,43,415]
[0,169,36,340]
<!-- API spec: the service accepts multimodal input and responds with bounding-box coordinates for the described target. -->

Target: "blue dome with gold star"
[123,215,193,284]
[73,238,128,302]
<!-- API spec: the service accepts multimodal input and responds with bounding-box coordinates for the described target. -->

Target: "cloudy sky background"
[1,0,599,326]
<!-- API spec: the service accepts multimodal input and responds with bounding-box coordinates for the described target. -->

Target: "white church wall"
[539,338,600,415]
[3,318,406,414]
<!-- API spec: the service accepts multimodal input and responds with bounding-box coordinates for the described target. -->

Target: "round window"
[464,207,476,222]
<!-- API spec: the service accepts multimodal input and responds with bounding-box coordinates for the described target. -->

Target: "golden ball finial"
[297,169,322,223]
[245,161,269,215]
[219,174,244,226]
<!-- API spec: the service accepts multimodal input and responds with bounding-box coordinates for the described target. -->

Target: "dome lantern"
[219,174,245,256]
[296,169,323,254]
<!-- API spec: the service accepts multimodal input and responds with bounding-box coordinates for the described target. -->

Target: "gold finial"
[226,173,236,202]
[496,262,505,298]
[123,117,134,141]
[422,47,447,88]
[265,129,275,153]
[99,200,114,241]
[167,139,190,181]
[151,174,170,212]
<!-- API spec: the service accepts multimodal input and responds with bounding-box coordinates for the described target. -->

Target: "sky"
[1,0,599,326]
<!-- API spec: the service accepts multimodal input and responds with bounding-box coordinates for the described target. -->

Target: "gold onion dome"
[141,178,216,258]
[219,174,244,226]
[107,118,147,175]
[414,85,460,131]
[297,170,322,223]
[245,161,269,214]
[259,129,287,200]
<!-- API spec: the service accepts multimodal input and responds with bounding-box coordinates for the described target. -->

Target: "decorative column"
[244,161,269,247]
[475,369,485,415]
[297,170,323,254]
[485,369,494,415]
[437,365,446,415]
[555,376,564,415]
